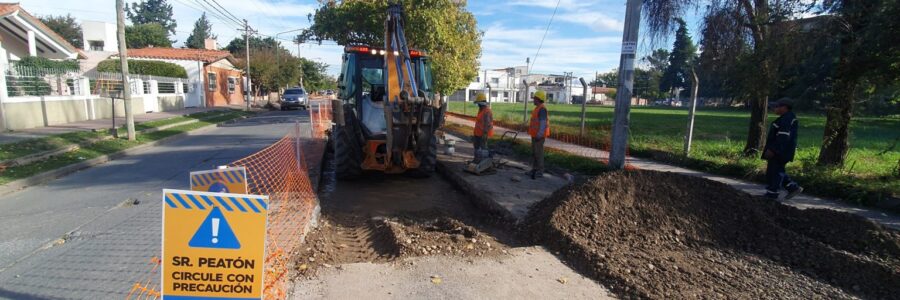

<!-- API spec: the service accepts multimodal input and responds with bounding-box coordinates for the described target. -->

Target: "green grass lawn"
[448,102,900,207]
[0,110,252,185]
[0,110,236,162]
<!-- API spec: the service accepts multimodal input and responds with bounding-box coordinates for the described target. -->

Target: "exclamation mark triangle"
[189,206,240,249]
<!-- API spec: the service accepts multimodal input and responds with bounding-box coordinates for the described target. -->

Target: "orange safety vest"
[474,107,494,137]
[528,104,550,138]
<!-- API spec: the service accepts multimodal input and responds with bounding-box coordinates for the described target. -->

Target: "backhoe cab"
[330,4,445,179]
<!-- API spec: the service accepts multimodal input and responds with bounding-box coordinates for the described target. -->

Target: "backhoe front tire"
[332,110,363,180]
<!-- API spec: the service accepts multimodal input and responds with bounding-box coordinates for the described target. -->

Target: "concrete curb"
[435,159,517,223]
[0,111,236,168]
[0,123,222,197]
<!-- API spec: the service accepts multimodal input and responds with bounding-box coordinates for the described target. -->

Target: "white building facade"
[451,67,585,105]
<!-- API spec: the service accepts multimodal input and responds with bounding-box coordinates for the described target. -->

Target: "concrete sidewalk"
[445,114,900,230]
[0,107,228,145]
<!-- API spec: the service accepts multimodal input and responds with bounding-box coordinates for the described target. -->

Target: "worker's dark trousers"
[531,137,545,173]
[765,159,797,194]
[472,136,486,152]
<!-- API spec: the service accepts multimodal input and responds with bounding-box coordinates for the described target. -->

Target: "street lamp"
[275,28,306,64]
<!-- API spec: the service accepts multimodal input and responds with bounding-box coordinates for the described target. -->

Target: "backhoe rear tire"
[332,109,363,180]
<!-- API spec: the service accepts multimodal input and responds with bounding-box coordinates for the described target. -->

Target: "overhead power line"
[197,0,243,26]
[206,0,243,25]
[529,0,562,72]
[175,0,242,27]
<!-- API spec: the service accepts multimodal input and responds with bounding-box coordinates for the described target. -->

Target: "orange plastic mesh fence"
[309,99,333,139]
[127,104,333,299]
[446,111,637,170]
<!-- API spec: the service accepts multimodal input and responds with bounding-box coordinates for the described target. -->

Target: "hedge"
[12,56,80,72]
[97,59,188,78]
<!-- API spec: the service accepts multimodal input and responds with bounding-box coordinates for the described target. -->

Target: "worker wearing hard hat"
[472,93,493,153]
[527,90,550,179]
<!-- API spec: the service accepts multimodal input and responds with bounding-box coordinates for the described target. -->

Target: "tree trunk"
[817,79,854,166]
[743,92,768,156]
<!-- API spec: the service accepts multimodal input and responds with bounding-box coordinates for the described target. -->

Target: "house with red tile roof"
[119,44,246,108]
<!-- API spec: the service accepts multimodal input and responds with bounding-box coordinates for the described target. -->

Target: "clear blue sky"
[21,0,702,79]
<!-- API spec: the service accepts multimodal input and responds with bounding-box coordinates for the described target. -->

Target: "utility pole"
[683,68,700,156]
[609,0,642,169]
[243,19,251,111]
[579,77,588,137]
[115,0,135,140]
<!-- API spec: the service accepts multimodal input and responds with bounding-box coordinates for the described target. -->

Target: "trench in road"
[296,148,526,275]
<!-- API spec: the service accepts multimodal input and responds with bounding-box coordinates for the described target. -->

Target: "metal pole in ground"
[683,69,700,156]
[522,79,528,124]
[579,77,588,137]
[609,0,642,169]
[243,19,252,112]
[116,0,135,140]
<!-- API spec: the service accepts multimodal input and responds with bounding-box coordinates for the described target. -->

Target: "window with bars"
[207,72,217,91]
[227,77,236,94]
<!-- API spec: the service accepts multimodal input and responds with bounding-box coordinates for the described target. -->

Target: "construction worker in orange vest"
[527,90,550,179]
[472,92,493,153]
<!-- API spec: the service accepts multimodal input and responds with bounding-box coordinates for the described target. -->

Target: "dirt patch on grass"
[524,170,900,299]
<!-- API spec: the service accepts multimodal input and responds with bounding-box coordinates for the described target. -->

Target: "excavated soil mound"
[525,170,900,299]
[385,217,509,258]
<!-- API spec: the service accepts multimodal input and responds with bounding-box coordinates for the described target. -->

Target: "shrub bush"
[12,56,80,71]
[97,59,188,78]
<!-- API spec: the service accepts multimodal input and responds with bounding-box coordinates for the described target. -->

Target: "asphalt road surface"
[0,110,310,300]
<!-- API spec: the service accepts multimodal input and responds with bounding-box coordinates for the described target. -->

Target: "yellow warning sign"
[190,167,248,194]
[162,189,267,299]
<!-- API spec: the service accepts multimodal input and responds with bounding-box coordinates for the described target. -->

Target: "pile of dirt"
[385,216,509,258]
[297,215,510,278]
[524,170,900,299]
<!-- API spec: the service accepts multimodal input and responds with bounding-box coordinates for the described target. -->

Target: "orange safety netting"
[127,99,333,299]
[447,111,638,170]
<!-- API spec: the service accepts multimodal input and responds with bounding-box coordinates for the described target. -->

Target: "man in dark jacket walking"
[762,98,803,200]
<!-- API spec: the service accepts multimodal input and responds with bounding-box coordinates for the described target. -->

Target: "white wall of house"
[82,21,118,52]
[126,57,204,107]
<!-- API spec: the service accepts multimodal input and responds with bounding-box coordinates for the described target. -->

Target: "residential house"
[79,20,118,73]
[0,3,85,63]
[123,45,245,108]
[451,66,527,103]
[451,67,585,105]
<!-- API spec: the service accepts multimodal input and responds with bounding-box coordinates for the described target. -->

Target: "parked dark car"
[280,88,307,110]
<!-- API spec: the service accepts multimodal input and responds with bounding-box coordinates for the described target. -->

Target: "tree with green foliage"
[39,14,83,49]
[633,49,668,100]
[224,36,280,55]
[815,0,900,166]
[125,23,171,48]
[644,0,816,156]
[592,70,618,88]
[299,58,333,92]
[228,38,332,95]
[126,0,176,36]
[644,48,669,73]
[660,18,696,97]
[299,0,481,96]
[185,13,216,49]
